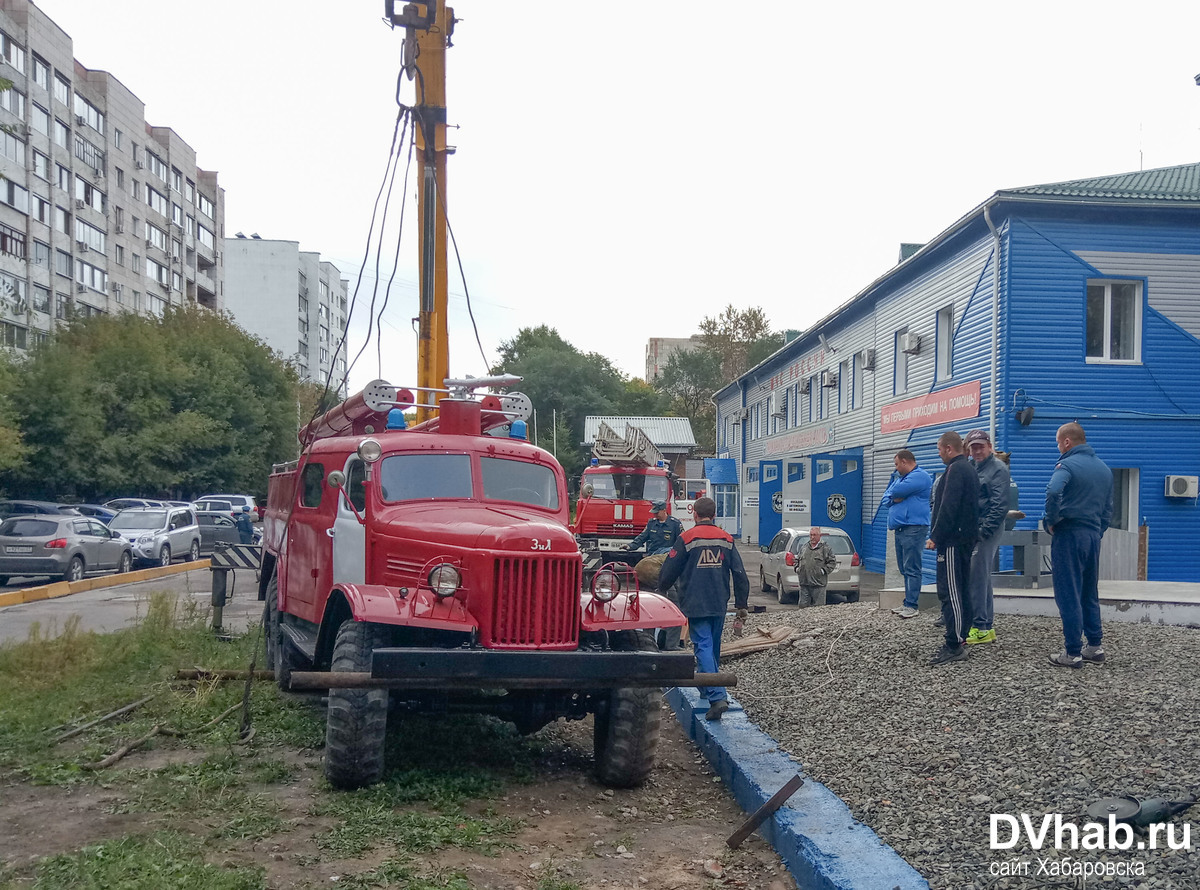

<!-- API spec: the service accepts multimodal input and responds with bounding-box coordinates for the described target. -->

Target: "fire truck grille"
[490,556,581,647]
[593,523,637,536]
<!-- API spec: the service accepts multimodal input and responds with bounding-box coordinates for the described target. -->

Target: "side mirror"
[327,470,346,489]
[759,545,769,553]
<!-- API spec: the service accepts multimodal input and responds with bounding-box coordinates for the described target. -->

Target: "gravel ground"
[726,604,1200,889]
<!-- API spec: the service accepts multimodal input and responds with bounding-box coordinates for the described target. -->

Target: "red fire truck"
[260,378,688,789]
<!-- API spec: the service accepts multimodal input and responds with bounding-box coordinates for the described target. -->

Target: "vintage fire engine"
[260,378,689,789]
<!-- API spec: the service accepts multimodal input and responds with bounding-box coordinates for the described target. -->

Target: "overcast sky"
[36,1,1200,394]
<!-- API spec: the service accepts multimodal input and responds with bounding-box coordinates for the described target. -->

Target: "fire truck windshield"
[481,457,559,509]
[379,454,472,501]
[585,472,671,502]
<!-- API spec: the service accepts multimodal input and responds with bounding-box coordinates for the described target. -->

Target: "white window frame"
[894,327,909,395]
[935,304,953,381]
[1085,279,1142,364]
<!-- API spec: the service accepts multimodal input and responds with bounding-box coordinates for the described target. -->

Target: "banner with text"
[880,380,981,434]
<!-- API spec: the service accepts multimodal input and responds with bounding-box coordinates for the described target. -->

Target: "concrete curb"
[0,559,210,608]
[665,686,928,890]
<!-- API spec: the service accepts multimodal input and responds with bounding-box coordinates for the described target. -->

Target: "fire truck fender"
[580,592,686,632]
[335,584,480,633]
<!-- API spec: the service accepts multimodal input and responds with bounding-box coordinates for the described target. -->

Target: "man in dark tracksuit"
[658,497,749,720]
[925,431,979,665]
[1045,422,1113,668]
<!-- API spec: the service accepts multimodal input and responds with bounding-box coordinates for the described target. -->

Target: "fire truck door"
[672,478,708,531]
[331,457,367,585]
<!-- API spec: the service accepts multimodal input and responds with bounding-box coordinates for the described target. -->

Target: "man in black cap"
[964,429,1010,645]
[627,500,685,649]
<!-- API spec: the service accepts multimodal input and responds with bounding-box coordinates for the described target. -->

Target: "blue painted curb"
[665,686,928,890]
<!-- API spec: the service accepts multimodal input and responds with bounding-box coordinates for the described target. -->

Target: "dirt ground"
[0,700,797,890]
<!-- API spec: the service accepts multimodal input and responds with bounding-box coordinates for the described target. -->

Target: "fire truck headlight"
[357,437,383,463]
[428,564,461,598]
[592,569,621,603]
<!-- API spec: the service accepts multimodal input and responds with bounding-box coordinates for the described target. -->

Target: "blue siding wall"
[1004,216,1200,581]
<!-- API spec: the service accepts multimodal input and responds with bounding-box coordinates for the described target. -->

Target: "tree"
[5,306,300,500]
[698,305,780,378]
[0,353,29,482]
[657,347,724,451]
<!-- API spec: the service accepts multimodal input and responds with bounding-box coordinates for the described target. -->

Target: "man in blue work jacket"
[658,497,749,721]
[882,449,933,619]
[1044,422,1112,669]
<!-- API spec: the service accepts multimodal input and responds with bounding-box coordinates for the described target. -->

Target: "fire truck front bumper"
[370,648,696,688]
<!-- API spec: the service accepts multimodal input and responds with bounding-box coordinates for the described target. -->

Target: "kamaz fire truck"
[259,378,689,790]
[573,422,675,584]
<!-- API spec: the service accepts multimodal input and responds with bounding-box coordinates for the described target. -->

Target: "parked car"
[197,513,240,557]
[758,526,861,604]
[200,494,261,521]
[0,515,133,583]
[108,506,201,567]
[0,500,81,520]
[194,499,236,519]
[103,497,166,511]
[71,504,119,524]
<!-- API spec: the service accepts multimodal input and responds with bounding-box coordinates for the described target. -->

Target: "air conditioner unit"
[75,114,86,126]
[900,333,922,355]
[798,378,811,395]
[110,282,121,294]
[135,160,145,170]
[821,369,839,388]
[75,240,88,252]
[1165,475,1199,498]
[92,167,102,179]
[114,224,123,234]
[75,198,86,210]
[860,348,876,371]
[75,282,86,293]
[145,239,154,249]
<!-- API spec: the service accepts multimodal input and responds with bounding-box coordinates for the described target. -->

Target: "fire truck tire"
[265,574,296,692]
[324,619,390,790]
[593,686,660,788]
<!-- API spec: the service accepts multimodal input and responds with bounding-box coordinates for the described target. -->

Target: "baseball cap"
[650,500,668,512]
[964,429,991,447]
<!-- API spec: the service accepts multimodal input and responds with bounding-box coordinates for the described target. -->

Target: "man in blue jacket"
[1045,422,1112,668]
[658,497,749,721]
[882,449,933,619]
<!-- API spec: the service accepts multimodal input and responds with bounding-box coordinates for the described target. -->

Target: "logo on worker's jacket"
[827,492,847,522]
[697,549,725,568]
[772,491,783,513]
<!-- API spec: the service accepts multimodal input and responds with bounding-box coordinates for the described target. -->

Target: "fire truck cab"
[261,379,688,790]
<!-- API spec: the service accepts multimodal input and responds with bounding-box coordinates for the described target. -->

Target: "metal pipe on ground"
[287,671,737,691]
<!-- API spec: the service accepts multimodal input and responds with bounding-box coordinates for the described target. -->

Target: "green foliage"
[3,306,300,500]
[697,304,779,379]
[657,348,724,450]
[0,351,29,477]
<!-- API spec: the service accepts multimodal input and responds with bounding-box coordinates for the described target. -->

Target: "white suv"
[199,494,260,521]
[109,506,202,567]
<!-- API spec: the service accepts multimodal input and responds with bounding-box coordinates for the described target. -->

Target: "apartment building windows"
[53,118,69,149]
[0,32,25,72]
[1,180,29,214]
[146,150,167,182]
[298,292,308,314]
[185,179,194,203]
[56,164,70,191]
[0,321,28,349]
[146,185,167,217]
[55,249,71,277]
[53,203,70,232]
[197,224,214,249]
[0,130,25,165]
[31,104,48,136]
[75,259,106,292]
[171,167,182,192]
[73,94,104,133]
[53,72,71,106]
[0,222,26,258]
[298,317,309,337]
[74,177,104,212]
[197,193,214,219]
[114,245,123,266]
[32,285,50,314]
[145,256,168,286]
[75,219,105,253]
[1086,280,1141,363]
[185,215,194,236]
[171,203,182,226]
[0,87,25,117]
[115,168,123,188]
[33,150,48,180]
[112,128,122,149]
[56,293,70,319]
[32,54,48,89]
[145,221,167,251]
[32,196,48,223]
[32,240,49,267]
[74,134,103,170]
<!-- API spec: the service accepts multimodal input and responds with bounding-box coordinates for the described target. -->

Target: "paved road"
[0,566,265,645]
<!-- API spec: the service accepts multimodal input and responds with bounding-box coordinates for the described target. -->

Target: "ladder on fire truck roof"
[591,421,666,468]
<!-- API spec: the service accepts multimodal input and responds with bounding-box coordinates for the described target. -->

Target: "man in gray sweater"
[964,429,1010,646]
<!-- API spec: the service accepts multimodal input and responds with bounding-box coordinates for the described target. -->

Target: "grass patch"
[335,859,472,890]
[16,831,265,890]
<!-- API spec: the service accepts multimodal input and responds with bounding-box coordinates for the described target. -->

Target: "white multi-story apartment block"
[0,0,224,351]
[223,235,349,393]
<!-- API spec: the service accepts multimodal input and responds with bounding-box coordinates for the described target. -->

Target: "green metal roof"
[1001,161,1200,203]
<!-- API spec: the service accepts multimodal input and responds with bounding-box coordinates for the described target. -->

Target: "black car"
[197,513,240,556]
[0,500,81,520]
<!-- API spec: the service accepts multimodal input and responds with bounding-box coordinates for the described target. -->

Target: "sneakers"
[1082,644,1106,663]
[890,606,906,615]
[1048,651,1083,669]
[705,700,730,721]
[965,627,996,645]
[896,607,919,619]
[929,645,968,665]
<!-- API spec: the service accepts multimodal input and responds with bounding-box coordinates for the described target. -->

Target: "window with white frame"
[197,192,214,218]
[0,222,25,259]
[74,134,103,170]
[53,73,70,107]
[73,94,104,133]
[32,54,49,90]
[0,86,25,117]
[33,150,48,180]
[746,465,759,484]
[53,118,69,148]
[32,196,49,223]
[197,224,214,249]
[75,259,107,292]
[144,221,167,251]
[31,104,48,136]
[75,219,105,253]
[146,150,167,182]
[1,180,28,214]
[936,304,953,380]
[838,359,850,413]
[1,32,26,72]
[74,176,104,212]
[144,256,169,285]
[853,351,865,409]
[894,328,910,395]
[146,185,168,217]
[1086,280,1141,363]
[0,130,25,165]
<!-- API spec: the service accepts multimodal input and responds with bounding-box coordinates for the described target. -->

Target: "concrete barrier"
[0,559,210,609]
[665,685,928,890]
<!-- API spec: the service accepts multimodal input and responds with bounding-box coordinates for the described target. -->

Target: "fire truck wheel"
[760,568,773,593]
[265,574,295,692]
[325,619,390,790]
[593,686,660,788]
